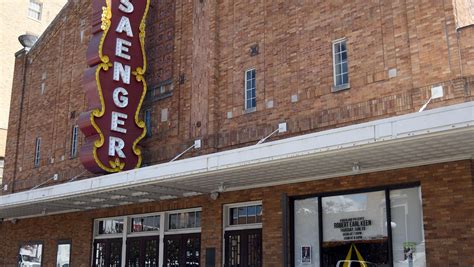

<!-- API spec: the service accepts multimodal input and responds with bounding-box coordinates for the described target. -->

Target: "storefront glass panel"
[294,197,319,267]
[322,191,389,266]
[390,188,426,267]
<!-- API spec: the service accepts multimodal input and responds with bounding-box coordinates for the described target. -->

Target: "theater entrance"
[163,233,201,267]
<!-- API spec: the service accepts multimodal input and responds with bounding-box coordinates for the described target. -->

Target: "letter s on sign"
[119,0,134,13]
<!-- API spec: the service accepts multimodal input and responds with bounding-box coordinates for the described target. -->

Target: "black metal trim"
[290,181,421,200]
[281,193,289,267]
[17,241,44,267]
[318,196,323,267]
[56,239,72,267]
[289,198,295,267]
[386,188,394,267]
[288,182,422,267]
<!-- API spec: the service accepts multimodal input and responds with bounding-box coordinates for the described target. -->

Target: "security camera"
[210,191,219,201]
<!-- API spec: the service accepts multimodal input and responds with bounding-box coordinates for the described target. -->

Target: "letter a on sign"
[78,0,150,173]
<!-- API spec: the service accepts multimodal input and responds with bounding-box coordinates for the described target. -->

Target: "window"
[131,215,160,233]
[18,242,43,266]
[332,39,349,90]
[245,69,256,110]
[93,209,201,267]
[97,218,124,235]
[34,137,41,167]
[168,210,201,230]
[229,204,262,225]
[144,109,152,137]
[28,0,42,20]
[56,241,71,267]
[71,125,79,158]
[292,185,426,267]
[224,202,263,267]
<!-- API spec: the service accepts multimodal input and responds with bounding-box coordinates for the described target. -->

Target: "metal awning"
[1,102,473,220]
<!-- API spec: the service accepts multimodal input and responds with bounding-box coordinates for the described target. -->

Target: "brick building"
[0,0,67,185]
[0,0,473,266]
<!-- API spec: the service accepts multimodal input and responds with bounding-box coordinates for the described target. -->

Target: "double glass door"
[164,233,201,267]
[126,236,159,267]
[93,239,122,267]
[224,229,262,267]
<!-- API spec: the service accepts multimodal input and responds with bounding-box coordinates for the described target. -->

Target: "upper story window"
[332,39,350,91]
[144,109,152,137]
[245,69,256,110]
[28,0,43,21]
[70,125,79,158]
[168,210,201,230]
[34,137,41,167]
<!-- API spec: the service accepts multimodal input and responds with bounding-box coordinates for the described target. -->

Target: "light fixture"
[159,195,177,200]
[419,85,444,112]
[11,218,18,224]
[256,122,287,145]
[210,191,219,200]
[110,195,126,200]
[352,162,361,173]
[131,191,149,197]
[170,139,202,162]
[18,34,38,50]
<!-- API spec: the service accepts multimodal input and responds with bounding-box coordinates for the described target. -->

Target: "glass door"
[93,239,122,267]
[164,233,200,267]
[126,236,159,267]
[224,229,262,267]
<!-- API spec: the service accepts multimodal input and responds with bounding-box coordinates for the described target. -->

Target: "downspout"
[10,49,29,193]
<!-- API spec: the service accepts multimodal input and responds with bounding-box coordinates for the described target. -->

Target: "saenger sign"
[79,0,150,173]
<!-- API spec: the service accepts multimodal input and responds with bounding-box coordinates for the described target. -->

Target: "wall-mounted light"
[352,162,361,173]
[256,122,287,145]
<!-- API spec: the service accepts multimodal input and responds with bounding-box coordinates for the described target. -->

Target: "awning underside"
[1,102,473,220]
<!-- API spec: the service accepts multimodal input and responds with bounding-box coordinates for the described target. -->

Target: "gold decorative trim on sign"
[131,0,151,169]
[90,0,150,173]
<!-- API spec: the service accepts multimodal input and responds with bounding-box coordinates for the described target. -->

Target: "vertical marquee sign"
[79,0,150,173]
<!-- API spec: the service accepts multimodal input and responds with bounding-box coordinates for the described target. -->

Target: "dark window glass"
[131,215,160,232]
[168,211,201,230]
[230,205,263,225]
[98,219,124,235]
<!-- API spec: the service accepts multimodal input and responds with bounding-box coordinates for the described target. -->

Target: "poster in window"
[301,245,311,264]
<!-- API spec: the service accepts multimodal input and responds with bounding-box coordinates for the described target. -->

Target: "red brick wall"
[1,160,472,266]
[2,0,474,193]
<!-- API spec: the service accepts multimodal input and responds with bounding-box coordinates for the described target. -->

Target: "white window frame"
[92,208,202,267]
[27,0,43,21]
[332,38,350,91]
[70,125,79,158]
[244,68,257,111]
[165,207,202,235]
[222,201,263,267]
[34,137,41,167]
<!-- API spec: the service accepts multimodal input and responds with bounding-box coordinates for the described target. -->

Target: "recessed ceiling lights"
[159,195,177,200]
[131,191,149,197]
[110,195,126,200]
[138,198,154,203]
